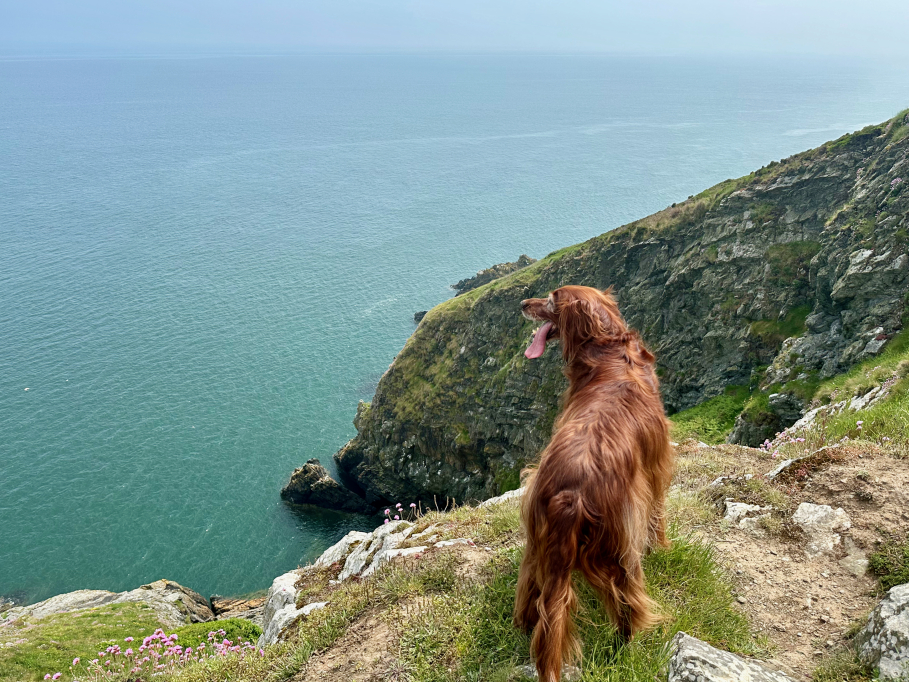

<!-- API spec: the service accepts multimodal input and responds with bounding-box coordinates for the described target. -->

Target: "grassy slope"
[0,604,259,682]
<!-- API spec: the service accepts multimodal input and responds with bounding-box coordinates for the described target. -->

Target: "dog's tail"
[530,489,584,682]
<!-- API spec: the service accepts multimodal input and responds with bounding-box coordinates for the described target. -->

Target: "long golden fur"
[513,285,674,682]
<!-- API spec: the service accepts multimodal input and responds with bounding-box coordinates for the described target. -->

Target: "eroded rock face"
[318,114,909,506]
[668,631,795,682]
[856,583,909,680]
[281,458,374,513]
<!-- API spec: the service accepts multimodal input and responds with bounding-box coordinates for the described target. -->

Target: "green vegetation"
[749,305,811,346]
[0,602,163,682]
[170,618,262,649]
[813,648,875,682]
[827,123,884,152]
[669,385,750,443]
[765,241,822,289]
[869,534,909,591]
[394,533,762,682]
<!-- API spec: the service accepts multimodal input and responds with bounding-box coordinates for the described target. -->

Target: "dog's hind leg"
[580,551,662,641]
[513,540,542,632]
[530,491,583,682]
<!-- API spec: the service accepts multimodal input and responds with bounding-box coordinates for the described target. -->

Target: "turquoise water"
[2,53,909,604]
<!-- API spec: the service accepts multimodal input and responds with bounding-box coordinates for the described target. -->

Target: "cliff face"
[333,112,909,505]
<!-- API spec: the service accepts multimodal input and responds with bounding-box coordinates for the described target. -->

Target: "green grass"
[869,534,909,591]
[812,648,875,682]
[169,619,262,649]
[394,532,763,682]
[749,305,811,347]
[812,329,909,405]
[0,602,164,682]
[670,385,750,444]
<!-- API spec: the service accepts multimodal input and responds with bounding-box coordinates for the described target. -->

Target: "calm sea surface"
[2,53,909,604]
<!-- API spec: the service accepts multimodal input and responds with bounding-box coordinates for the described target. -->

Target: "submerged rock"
[280,458,373,514]
[668,631,795,682]
[856,583,909,680]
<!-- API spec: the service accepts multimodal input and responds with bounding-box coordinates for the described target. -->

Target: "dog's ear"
[559,299,602,359]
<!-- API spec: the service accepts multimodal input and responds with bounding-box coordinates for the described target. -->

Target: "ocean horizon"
[3,52,909,605]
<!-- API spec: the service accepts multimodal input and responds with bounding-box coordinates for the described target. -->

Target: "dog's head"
[521,285,638,362]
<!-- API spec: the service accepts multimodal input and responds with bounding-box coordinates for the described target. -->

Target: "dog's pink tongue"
[525,321,553,359]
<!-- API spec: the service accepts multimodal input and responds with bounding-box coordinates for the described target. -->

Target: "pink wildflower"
[410,502,416,508]
[384,519,389,524]
[73,657,80,665]
[125,636,133,642]
[394,515,400,520]
[53,675,62,681]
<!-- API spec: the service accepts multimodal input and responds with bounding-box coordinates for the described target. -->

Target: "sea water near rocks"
[2,52,909,604]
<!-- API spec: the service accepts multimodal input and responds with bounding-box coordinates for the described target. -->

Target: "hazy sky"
[3,0,909,55]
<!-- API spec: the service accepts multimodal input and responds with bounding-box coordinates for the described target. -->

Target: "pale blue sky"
[2,0,908,55]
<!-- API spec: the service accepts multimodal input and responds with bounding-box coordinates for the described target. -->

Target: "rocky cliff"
[322,111,909,506]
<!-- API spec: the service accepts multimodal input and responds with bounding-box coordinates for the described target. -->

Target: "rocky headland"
[285,110,909,511]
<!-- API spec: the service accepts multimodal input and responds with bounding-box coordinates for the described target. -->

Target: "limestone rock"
[257,570,305,646]
[280,458,373,514]
[856,583,909,680]
[338,520,413,581]
[668,631,796,682]
[312,530,373,569]
[791,503,851,557]
[362,546,428,577]
[479,487,525,507]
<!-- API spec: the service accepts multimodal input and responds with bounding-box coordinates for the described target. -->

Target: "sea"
[2,52,909,605]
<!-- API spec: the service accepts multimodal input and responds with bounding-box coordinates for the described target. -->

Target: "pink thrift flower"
[384,519,389,524]
[44,676,51,680]
[73,657,80,665]
[410,503,416,508]
[394,515,400,520]
[53,675,62,681]
[125,636,133,642]
[384,509,390,515]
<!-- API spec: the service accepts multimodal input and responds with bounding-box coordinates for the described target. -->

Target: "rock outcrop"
[306,113,909,507]
[210,594,267,626]
[281,458,375,513]
[1,580,213,629]
[668,632,795,682]
[451,254,537,295]
[856,583,909,680]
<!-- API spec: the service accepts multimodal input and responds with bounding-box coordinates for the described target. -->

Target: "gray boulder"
[856,583,909,680]
[668,631,795,682]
